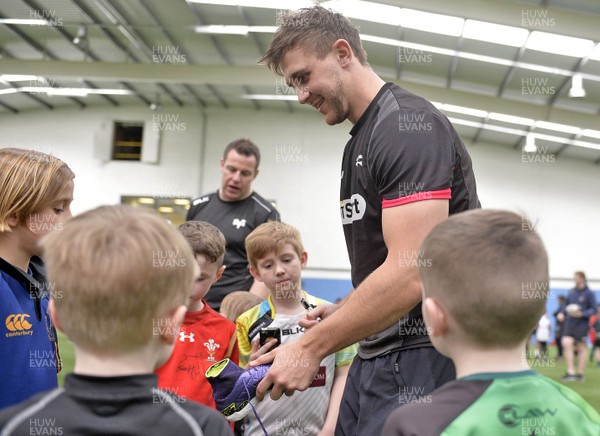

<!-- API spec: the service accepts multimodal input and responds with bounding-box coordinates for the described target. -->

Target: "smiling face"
[219,149,258,202]
[282,46,350,126]
[250,243,307,297]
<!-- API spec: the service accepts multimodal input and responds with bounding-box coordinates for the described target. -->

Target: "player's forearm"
[300,259,422,359]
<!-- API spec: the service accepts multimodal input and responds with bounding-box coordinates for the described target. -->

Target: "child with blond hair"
[0,205,231,434]
[0,148,74,408]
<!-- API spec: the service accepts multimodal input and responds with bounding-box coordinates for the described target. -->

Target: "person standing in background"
[558,271,597,382]
[187,139,280,311]
[554,295,566,359]
[535,312,551,360]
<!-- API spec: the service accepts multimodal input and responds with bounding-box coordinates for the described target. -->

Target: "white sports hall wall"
[1,103,599,293]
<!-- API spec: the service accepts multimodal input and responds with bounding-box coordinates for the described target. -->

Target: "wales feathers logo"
[204,338,221,361]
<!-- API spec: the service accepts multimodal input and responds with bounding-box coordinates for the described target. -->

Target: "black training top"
[341,82,480,358]
[0,373,232,436]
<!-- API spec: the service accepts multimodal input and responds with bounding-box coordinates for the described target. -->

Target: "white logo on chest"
[233,218,246,229]
[179,332,195,342]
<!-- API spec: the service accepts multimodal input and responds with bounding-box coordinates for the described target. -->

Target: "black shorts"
[335,346,455,436]
[562,323,589,343]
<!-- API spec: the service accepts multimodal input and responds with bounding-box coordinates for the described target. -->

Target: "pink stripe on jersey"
[382,188,451,208]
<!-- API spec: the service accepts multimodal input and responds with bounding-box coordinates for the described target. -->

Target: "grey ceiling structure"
[0,0,599,163]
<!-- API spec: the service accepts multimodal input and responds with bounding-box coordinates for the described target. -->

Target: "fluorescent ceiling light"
[400,8,464,37]
[582,129,600,139]
[322,1,401,26]
[441,104,487,118]
[12,87,132,97]
[534,121,581,135]
[0,74,40,82]
[194,25,276,34]
[462,19,529,47]
[0,88,20,96]
[360,33,591,78]
[188,0,312,9]
[85,89,133,95]
[0,18,47,26]
[137,198,155,204]
[536,133,600,152]
[448,117,523,136]
[589,43,600,61]
[242,94,297,101]
[173,199,191,206]
[526,31,594,58]
[449,118,600,152]
[248,26,277,33]
[360,34,457,56]
[44,88,90,97]
[324,4,464,35]
[488,113,535,126]
[195,25,250,35]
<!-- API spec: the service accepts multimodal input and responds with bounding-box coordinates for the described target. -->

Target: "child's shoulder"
[237,299,270,323]
[203,304,236,327]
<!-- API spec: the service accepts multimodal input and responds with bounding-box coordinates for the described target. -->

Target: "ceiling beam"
[0,58,273,84]
[2,58,599,130]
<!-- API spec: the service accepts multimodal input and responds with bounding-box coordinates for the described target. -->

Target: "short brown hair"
[223,138,261,170]
[575,271,586,282]
[245,221,304,269]
[41,205,196,354]
[178,221,226,265]
[259,5,368,77]
[220,291,264,323]
[0,148,74,232]
[420,209,548,348]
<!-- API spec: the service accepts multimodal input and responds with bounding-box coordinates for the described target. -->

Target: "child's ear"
[422,297,448,337]
[300,252,308,270]
[6,212,19,228]
[159,305,187,345]
[48,299,64,333]
[249,265,263,283]
[212,265,226,284]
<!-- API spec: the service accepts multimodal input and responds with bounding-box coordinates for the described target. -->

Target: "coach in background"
[558,271,597,382]
[187,139,280,311]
